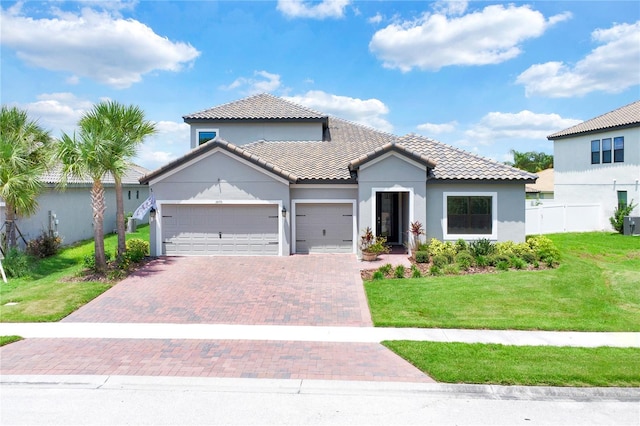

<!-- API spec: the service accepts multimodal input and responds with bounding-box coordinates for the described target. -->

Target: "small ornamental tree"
[609,200,637,234]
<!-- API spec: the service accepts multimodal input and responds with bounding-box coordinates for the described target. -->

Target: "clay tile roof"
[40,163,149,186]
[525,168,553,193]
[398,134,537,181]
[183,93,327,121]
[547,100,640,139]
[348,142,436,170]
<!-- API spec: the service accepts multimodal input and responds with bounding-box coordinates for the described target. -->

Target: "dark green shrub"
[414,251,429,263]
[2,248,32,278]
[26,232,62,258]
[455,238,468,253]
[455,252,474,271]
[125,238,149,263]
[416,242,430,252]
[469,238,495,257]
[496,260,510,271]
[411,264,421,278]
[488,253,510,267]
[372,270,385,280]
[443,264,460,275]
[394,265,406,279]
[609,200,637,233]
[432,254,449,268]
[510,256,527,270]
[475,255,490,268]
[429,265,442,276]
[83,251,112,272]
[521,251,537,264]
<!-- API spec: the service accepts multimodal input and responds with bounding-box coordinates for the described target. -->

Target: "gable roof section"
[40,163,149,186]
[525,168,554,193]
[183,93,328,123]
[547,100,640,139]
[398,134,536,181]
[139,139,299,184]
[348,142,437,171]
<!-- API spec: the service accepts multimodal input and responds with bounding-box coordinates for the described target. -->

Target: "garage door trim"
[291,199,357,254]
[156,199,284,256]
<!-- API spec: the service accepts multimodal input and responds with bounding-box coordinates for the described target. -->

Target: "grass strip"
[383,341,640,387]
[0,336,23,346]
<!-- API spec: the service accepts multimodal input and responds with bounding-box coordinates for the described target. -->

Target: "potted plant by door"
[359,227,390,261]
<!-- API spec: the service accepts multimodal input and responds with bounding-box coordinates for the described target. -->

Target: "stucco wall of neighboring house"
[189,121,323,149]
[148,149,291,256]
[357,153,428,248]
[553,127,640,230]
[5,185,149,248]
[425,182,527,242]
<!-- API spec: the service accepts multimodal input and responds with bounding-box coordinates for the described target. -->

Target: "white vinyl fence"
[526,203,602,235]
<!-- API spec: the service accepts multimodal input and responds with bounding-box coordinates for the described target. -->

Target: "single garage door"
[162,204,279,256]
[295,203,354,254]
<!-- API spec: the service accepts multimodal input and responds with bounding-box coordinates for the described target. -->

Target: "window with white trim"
[443,192,497,240]
[197,129,219,145]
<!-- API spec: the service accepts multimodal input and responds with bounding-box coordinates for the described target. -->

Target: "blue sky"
[1,0,639,170]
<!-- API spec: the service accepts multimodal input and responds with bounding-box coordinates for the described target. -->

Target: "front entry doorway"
[375,192,409,245]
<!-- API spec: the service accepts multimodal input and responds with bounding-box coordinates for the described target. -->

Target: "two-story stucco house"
[140,94,536,257]
[547,100,640,231]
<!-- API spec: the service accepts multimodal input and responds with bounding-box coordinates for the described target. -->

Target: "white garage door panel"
[296,203,353,254]
[162,204,278,256]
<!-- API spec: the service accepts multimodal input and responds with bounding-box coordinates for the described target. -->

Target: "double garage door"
[295,203,354,254]
[161,204,279,256]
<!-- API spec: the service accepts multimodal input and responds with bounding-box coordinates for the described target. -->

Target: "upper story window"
[602,138,612,163]
[614,137,624,162]
[197,129,219,146]
[591,140,600,164]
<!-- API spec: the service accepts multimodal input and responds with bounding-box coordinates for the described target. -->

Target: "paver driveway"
[63,255,371,326]
[1,255,434,383]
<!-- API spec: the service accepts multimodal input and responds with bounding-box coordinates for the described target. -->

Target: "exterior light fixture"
[282,206,287,218]
[150,207,157,219]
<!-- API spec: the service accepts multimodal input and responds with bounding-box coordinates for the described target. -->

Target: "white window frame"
[443,191,498,240]
[196,128,220,145]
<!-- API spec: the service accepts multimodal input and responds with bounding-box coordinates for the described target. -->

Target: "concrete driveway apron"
[1,255,433,383]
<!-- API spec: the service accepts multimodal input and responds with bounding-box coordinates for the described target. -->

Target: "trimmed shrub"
[83,251,112,272]
[429,265,442,276]
[372,270,385,280]
[527,235,560,264]
[455,252,474,271]
[469,238,495,257]
[125,238,149,263]
[496,260,510,271]
[428,238,456,263]
[26,231,62,258]
[475,255,490,268]
[510,256,527,270]
[378,263,393,276]
[454,238,468,254]
[2,248,32,278]
[443,264,460,275]
[488,253,510,267]
[414,251,430,264]
[394,265,406,279]
[432,254,449,268]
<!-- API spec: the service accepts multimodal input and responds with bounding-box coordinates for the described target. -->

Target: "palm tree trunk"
[114,175,126,263]
[5,204,16,249]
[91,180,107,273]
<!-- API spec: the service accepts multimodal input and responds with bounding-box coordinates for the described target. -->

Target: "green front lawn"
[0,225,149,322]
[366,232,640,331]
[384,341,640,387]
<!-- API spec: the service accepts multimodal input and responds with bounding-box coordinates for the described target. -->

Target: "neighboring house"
[547,100,640,231]
[140,94,536,257]
[1,164,150,250]
[525,168,554,203]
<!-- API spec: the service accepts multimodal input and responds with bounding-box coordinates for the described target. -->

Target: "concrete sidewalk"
[2,322,639,347]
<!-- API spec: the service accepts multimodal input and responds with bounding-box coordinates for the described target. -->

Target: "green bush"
[83,251,112,272]
[411,264,421,278]
[496,260,510,271]
[443,264,460,275]
[378,263,393,275]
[475,255,490,268]
[414,251,430,263]
[428,238,456,263]
[510,256,527,270]
[26,232,62,258]
[469,238,495,257]
[609,200,637,233]
[394,265,406,279]
[488,253,510,267]
[527,235,560,264]
[432,254,449,268]
[429,265,442,276]
[125,238,149,263]
[454,239,468,254]
[372,270,385,280]
[2,248,32,278]
[455,252,474,271]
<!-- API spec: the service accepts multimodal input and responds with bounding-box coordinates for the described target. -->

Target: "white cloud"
[16,93,95,135]
[464,110,582,144]
[221,71,282,95]
[277,0,350,19]
[368,13,383,24]
[0,4,200,88]
[433,0,468,16]
[284,90,393,132]
[417,121,458,134]
[369,4,571,72]
[516,21,640,97]
[135,121,190,170]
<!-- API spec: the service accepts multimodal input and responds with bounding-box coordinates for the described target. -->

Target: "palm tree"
[506,149,553,173]
[0,106,53,249]
[57,127,112,273]
[79,101,156,263]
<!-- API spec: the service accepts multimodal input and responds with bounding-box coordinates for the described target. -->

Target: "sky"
[1,0,639,171]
